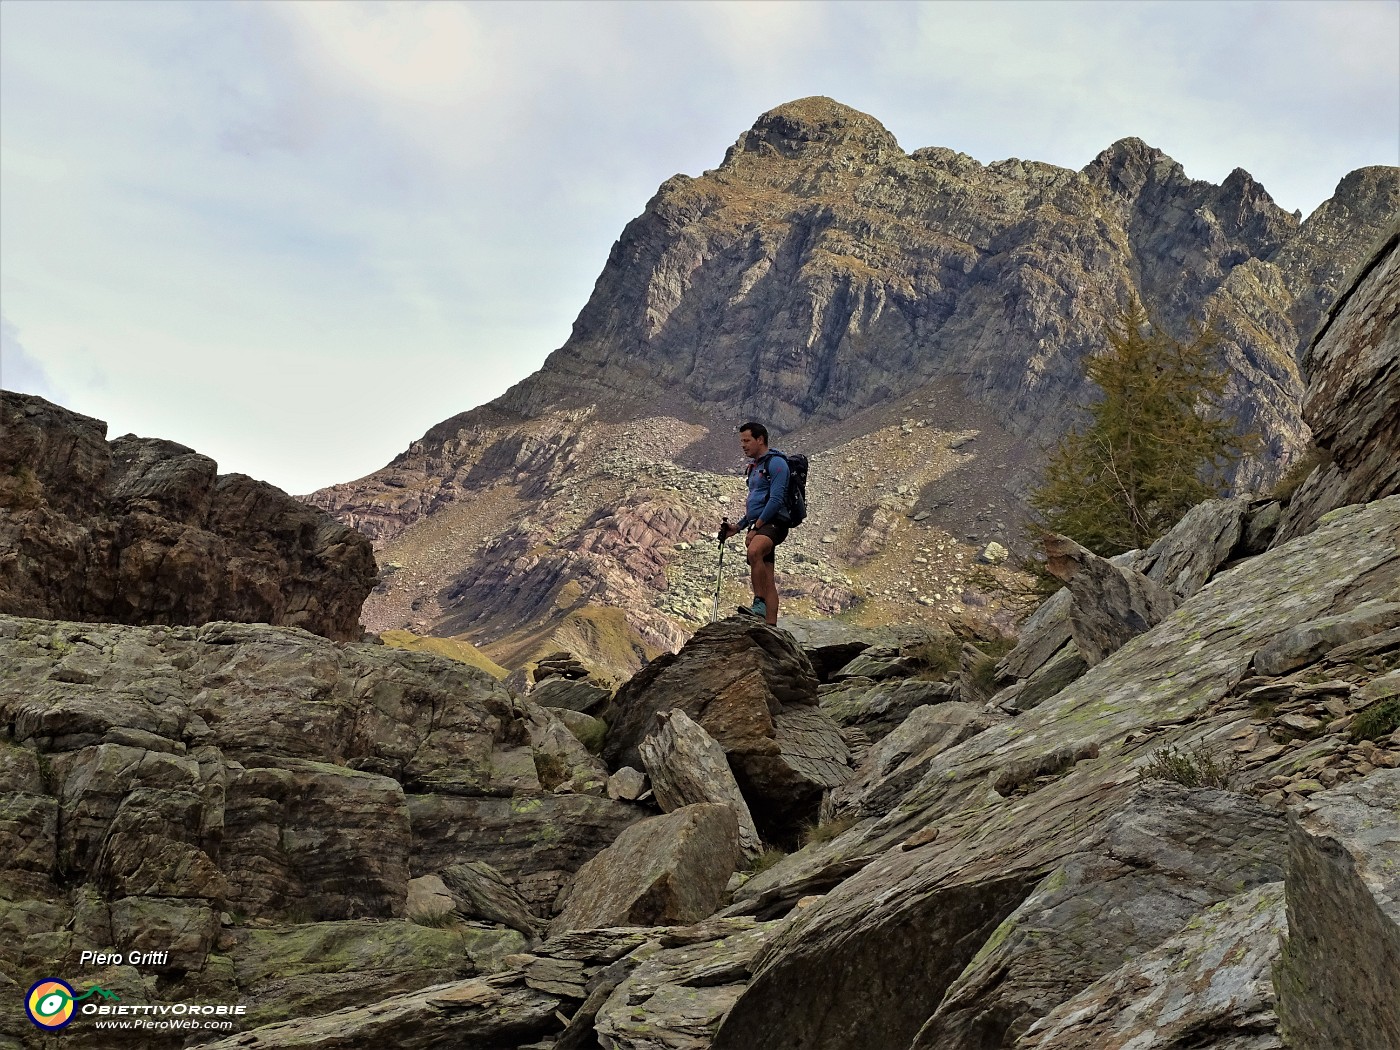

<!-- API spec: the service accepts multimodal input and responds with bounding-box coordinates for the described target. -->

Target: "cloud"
[0,315,63,401]
[1,0,1394,493]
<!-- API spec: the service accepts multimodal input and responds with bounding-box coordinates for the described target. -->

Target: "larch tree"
[1030,300,1252,557]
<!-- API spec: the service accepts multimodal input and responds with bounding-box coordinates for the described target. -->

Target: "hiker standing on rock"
[721,421,790,625]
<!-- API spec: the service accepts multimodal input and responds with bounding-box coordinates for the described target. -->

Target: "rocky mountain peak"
[308,99,1397,675]
[723,96,902,167]
[1083,135,1185,192]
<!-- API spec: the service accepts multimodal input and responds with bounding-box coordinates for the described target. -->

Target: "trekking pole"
[711,520,729,622]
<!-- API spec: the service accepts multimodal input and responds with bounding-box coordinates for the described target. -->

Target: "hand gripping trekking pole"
[711,520,729,622]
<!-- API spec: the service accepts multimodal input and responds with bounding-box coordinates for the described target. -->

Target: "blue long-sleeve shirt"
[737,451,790,529]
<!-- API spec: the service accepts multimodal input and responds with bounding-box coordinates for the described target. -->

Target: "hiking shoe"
[737,599,767,618]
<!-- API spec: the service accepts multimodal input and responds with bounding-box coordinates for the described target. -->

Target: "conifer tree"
[1030,301,1250,557]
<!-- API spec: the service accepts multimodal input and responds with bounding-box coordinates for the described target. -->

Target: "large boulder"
[550,804,742,935]
[0,392,376,641]
[639,709,762,856]
[603,618,820,767]
[1275,770,1400,1049]
[912,782,1288,1048]
[602,618,849,839]
[1043,533,1179,666]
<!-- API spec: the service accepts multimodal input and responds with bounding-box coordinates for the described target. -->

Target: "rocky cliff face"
[0,392,377,641]
[1275,219,1399,543]
[309,98,1398,675]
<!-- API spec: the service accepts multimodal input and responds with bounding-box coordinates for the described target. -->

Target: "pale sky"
[2,0,1397,495]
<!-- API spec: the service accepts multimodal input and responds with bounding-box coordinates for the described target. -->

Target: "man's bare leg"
[747,533,779,625]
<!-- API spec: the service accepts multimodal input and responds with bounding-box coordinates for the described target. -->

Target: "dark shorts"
[747,522,789,563]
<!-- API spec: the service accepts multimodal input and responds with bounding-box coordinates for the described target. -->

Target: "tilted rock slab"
[550,803,742,936]
[1005,641,1087,713]
[530,674,612,714]
[829,701,997,821]
[1252,598,1400,677]
[818,677,960,741]
[997,587,1074,682]
[710,497,1399,1050]
[1043,533,1179,666]
[1019,882,1288,1050]
[1277,223,1399,544]
[640,709,762,856]
[912,782,1287,1048]
[1275,769,1400,1050]
[0,392,376,641]
[1136,496,1251,600]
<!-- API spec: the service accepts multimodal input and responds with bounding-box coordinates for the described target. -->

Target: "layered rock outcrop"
[0,393,376,641]
[0,616,648,1043]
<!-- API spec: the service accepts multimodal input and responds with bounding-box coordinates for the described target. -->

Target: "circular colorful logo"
[26,979,77,1029]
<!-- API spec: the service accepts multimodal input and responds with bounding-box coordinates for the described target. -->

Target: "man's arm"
[757,455,789,526]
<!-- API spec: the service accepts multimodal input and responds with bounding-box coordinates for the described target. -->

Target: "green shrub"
[408,908,459,929]
[912,636,961,680]
[969,654,1003,694]
[1138,744,1235,789]
[1350,698,1400,743]
[1030,302,1253,557]
[800,814,856,847]
[1271,446,1331,504]
[745,847,788,875]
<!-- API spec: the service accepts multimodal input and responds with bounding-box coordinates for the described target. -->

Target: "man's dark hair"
[739,421,769,443]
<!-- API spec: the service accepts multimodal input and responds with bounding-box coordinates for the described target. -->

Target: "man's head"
[738,421,769,459]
